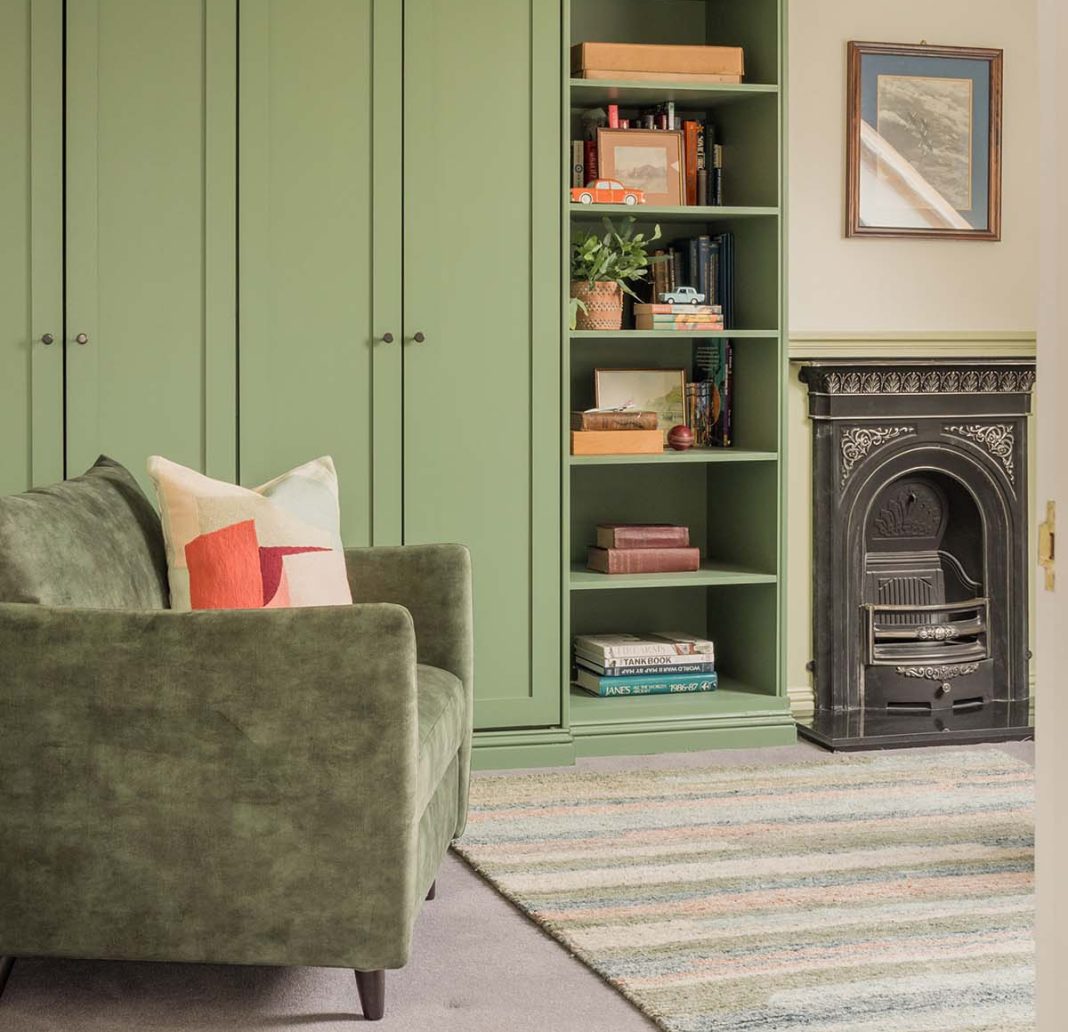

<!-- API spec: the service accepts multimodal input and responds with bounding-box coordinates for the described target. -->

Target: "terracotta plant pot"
[571,280,623,331]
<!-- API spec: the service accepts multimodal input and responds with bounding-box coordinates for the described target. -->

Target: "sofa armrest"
[0,601,423,971]
[344,544,473,834]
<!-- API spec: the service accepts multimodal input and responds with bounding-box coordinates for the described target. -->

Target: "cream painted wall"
[785,0,1039,711]
[788,0,1039,332]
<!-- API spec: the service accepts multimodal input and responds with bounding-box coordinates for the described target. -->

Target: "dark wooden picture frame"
[846,41,1003,240]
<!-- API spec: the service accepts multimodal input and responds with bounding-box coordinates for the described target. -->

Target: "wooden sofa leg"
[354,969,385,1021]
[426,880,436,900]
[0,957,15,1001]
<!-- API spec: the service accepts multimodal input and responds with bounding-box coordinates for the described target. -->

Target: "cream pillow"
[147,455,352,611]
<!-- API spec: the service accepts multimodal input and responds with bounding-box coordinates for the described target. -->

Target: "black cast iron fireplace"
[798,359,1035,750]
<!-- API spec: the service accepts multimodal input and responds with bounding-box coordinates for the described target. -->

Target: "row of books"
[586,522,699,574]
[573,631,717,698]
[689,340,733,447]
[647,232,735,327]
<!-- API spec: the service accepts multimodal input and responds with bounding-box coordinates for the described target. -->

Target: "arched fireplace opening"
[862,471,990,714]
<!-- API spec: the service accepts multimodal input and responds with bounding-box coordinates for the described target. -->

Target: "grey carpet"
[0,740,1033,1031]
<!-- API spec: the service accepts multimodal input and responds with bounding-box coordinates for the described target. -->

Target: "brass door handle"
[1040,500,1056,591]
[40,333,54,346]
[75,333,89,345]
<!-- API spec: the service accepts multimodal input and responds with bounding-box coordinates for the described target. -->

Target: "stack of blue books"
[573,632,717,698]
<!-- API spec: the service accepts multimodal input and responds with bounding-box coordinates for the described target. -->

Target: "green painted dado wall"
[0,0,562,736]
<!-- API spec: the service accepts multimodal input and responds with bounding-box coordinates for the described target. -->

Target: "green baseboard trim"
[573,722,798,758]
[471,728,576,770]
[471,707,799,768]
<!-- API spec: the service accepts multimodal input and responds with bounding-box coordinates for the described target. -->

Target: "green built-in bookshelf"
[561,0,794,756]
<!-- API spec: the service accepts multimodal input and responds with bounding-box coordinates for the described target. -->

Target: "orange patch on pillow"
[185,520,265,610]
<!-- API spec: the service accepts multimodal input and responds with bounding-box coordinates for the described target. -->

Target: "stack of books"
[570,410,662,455]
[648,232,735,327]
[573,631,717,697]
[586,522,700,574]
[634,302,723,332]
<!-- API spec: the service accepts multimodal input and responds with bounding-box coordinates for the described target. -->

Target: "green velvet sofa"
[0,458,473,1022]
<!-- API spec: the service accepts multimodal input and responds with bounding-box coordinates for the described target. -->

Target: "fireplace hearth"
[798,359,1034,750]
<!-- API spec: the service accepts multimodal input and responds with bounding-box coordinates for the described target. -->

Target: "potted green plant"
[570,217,661,331]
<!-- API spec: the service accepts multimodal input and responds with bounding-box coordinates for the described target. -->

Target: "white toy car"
[659,286,706,305]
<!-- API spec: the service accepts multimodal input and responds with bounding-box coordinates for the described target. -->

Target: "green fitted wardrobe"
[1,0,561,736]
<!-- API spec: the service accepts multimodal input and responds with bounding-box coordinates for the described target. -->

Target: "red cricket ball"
[667,425,695,451]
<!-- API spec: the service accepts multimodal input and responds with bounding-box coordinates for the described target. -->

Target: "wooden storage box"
[571,42,745,79]
[570,429,664,455]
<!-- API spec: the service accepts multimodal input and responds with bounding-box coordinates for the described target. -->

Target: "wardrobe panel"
[239,0,398,546]
[65,0,237,487]
[0,0,63,494]
[403,0,562,728]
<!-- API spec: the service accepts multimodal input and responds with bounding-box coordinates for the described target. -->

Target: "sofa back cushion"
[0,456,170,609]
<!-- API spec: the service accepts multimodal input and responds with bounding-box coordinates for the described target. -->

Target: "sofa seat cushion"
[416,663,466,813]
[0,456,169,609]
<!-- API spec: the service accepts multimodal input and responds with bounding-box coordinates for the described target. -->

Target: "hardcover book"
[634,303,722,315]
[571,141,584,188]
[574,667,719,697]
[575,656,715,676]
[635,316,724,330]
[595,523,690,549]
[586,546,701,574]
[571,410,658,431]
[573,632,715,659]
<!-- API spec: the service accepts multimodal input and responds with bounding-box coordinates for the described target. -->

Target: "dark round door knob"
[41,333,54,346]
[412,331,426,343]
[381,332,395,344]
[75,333,89,345]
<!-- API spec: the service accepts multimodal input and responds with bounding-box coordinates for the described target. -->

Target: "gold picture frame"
[597,128,686,207]
[594,368,687,439]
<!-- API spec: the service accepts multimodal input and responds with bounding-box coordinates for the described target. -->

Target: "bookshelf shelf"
[569,203,779,222]
[569,449,777,466]
[570,329,778,340]
[569,680,788,730]
[570,79,778,110]
[569,561,777,591]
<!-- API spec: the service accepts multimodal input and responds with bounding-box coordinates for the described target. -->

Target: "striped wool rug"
[453,750,1034,1032]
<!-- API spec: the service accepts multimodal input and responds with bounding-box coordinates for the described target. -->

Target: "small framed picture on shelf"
[595,368,686,439]
[846,41,1002,239]
[597,128,685,207]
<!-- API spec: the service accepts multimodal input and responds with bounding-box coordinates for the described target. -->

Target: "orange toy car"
[571,179,646,206]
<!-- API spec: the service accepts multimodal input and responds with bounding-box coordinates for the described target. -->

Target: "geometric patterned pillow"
[146,455,353,611]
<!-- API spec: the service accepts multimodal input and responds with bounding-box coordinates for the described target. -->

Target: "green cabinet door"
[403,0,561,729]
[238,0,401,546]
[65,0,237,487]
[0,0,62,494]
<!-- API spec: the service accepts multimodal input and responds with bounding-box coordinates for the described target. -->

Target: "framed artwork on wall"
[846,41,1003,240]
[597,128,686,207]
